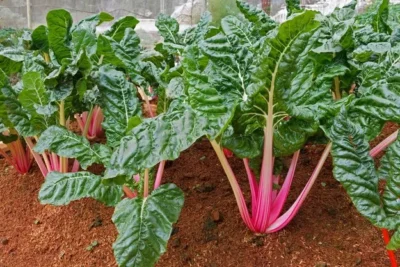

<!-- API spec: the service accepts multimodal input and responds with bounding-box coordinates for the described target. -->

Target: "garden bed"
[0,126,397,267]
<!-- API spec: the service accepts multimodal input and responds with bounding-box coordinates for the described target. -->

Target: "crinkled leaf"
[71,12,114,56]
[97,65,141,146]
[105,16,139,42]
[112,183,184,267]
[39,171,122,206]
[34,125,105,169]
[380,134,400,216]
[330,109,387,227]
[105,99,206,178]
[0,48,24,74]
[156,14,180,43]
[236,0,276,35]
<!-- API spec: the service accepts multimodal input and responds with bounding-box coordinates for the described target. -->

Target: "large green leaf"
[330,109,387,227]
[380,134,400,216]
[2,96,43,137]
[236,0,276,35]
[155,14,180,44]
[34,125,107,169]
[0,48,24,74]
[105,16,139,42]
[47,9,73,62]
[31,25,49,52]
[196,10,332,157]
[39,171,122,206]
[19,72,51,113]
[71,12,114,56]
[105,99,207,179]
[97,65,141,147]
[112,183,184,267]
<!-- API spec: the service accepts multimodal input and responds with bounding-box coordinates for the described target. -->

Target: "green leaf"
[156,14,180,44]
[112,183,184,267]
[0,48,24,74]
[236,0,276,35]
[380,134,400,216]
[46,9,73,62]
[34,125,105,169]
[31,25,49,52]
[19,72,50,114]
[286,0,301,17]
[105,99,206,178]
[330,109,387,227]
[39,171,123,206]
[105,16,139,42]
[2,97,43,137]
[71,12,114,56]
[388,227,400,250]
[97,65,141,146]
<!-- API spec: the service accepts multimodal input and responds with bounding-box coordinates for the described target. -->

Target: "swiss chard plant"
[27,10,218,267]
[324,1,400,265]
[105,0,346,236]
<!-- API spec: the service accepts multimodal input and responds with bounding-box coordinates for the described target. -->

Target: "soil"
[0,124,398,267]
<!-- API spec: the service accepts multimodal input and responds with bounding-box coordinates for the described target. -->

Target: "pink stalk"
[123,185,137,198]
[266,143,332,233]
[268,150,300,225]
[74,113,85,133]
[71,159,80,172]
[370,130,399,158]
[154,160,166,190]
[1,138,33,174]
[210,140,255,231]
[243,158,259,216]
[254,124,275,231]
[25,137,48,177]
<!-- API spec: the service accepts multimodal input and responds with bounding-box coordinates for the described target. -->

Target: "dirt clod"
[315,262,328,267]
[1,238,9,245]
[171,238,181,248]
[194,182,215,193]
[211,210,223,223]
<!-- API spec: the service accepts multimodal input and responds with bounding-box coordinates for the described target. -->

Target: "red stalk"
[382,229,398,267]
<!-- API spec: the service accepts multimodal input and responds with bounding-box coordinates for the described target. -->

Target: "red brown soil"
[0,125,398,267]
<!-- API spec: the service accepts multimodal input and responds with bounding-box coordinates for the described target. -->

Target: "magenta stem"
[154,160,166,190]
[71,159,80,172]
[210,140,255,231]
[268,150,300,225]
[266,143,332,233]
[370,130,399,158]
[243,158,259,216]
[25,137,48,177]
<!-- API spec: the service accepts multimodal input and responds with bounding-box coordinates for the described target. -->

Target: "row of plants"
[0,0,399,266]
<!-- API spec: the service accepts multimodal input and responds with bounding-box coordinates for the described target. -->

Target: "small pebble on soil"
[1,238,9,245]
